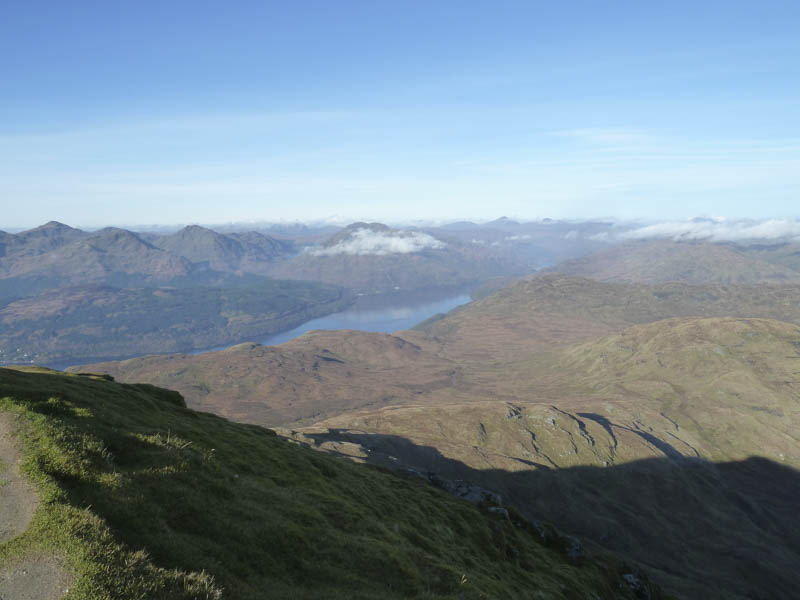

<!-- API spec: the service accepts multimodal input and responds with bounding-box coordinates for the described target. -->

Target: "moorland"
[4,218,800,598]
[76,235,800,599]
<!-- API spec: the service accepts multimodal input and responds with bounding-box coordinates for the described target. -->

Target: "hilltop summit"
[153,225,292,273]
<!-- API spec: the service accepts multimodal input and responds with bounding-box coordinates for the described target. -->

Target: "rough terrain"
[0,412,71,600]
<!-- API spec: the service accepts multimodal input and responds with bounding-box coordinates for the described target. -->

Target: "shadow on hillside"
[304,429,800,600]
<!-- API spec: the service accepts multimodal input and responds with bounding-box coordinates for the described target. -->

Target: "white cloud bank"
[621,218,800,242]
[311,228,446,256]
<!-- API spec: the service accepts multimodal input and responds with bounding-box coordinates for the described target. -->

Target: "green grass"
[0,367,662,599]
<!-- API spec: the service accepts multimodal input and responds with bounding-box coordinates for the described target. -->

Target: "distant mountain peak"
[151,224,292,273]
[21,221,83,235]
[165,225,223,243]
[41,220,72,229]
[83,227,161,252]
[487,216,521,229]
[91,227,146,239]
[177,224,216,234]
[321,222,394,248]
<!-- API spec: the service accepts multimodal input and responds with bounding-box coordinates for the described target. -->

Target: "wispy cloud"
[621,218,800,242]
[311,228,446,256]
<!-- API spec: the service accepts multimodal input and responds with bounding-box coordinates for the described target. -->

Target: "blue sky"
[1,0,798,228]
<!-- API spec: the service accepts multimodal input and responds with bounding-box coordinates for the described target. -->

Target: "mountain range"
[0,225,195,299]
[151,225,295,275]
[269,222,527,294]
[0,220,530,300]
[0,222,301,300]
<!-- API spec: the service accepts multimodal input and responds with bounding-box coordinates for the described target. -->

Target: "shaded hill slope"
[297,429,800,600]
[0,280,351,366]
[552,240,800,284]
[0,367,660,599]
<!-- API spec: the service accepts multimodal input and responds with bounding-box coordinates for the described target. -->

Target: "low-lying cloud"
[621,218,800,242]
[311,228,446,256]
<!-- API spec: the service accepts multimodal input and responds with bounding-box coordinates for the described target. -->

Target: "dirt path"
[0,413,72,599]
[0,556,72,599]
[0,414,38,543]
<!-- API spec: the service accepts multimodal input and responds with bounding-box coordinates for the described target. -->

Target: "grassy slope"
[0,367,658,600]
[298,316,800,474]
[69,331,462,426]
[286,317,800,599]
[558,317,800,463]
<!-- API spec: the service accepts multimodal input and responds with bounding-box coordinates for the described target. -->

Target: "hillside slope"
[0,228,196,299]
[0,367,660,599]
[270,222,524,294]
[5,221,88,258]
[411,273,800,362]
[290,317,800,600]
[75,277,800,598]
[73,331,460,425]
[0,280,351,366]
[152,225,293,274]
[552,240,800,284]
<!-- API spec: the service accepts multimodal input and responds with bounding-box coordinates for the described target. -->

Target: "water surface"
[260,292,470,346]
[42,290,472,368]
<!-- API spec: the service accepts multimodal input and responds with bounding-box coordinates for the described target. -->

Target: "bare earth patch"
[0,414,38,543]
[0,413,72,599]
[0,555,72,599]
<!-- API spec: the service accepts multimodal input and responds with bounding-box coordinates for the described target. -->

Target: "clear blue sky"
[1,0,798,228]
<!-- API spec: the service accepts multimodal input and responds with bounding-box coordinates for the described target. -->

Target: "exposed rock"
[426,473,503,506]
[486,506,510,520]
[621,571,652,599]
[561,534,585,564]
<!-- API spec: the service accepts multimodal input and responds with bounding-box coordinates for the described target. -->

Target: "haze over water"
[265,293,470,344]
[208,291,472,351]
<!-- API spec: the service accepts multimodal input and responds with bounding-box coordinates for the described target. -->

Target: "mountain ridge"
[552,239,800,284]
